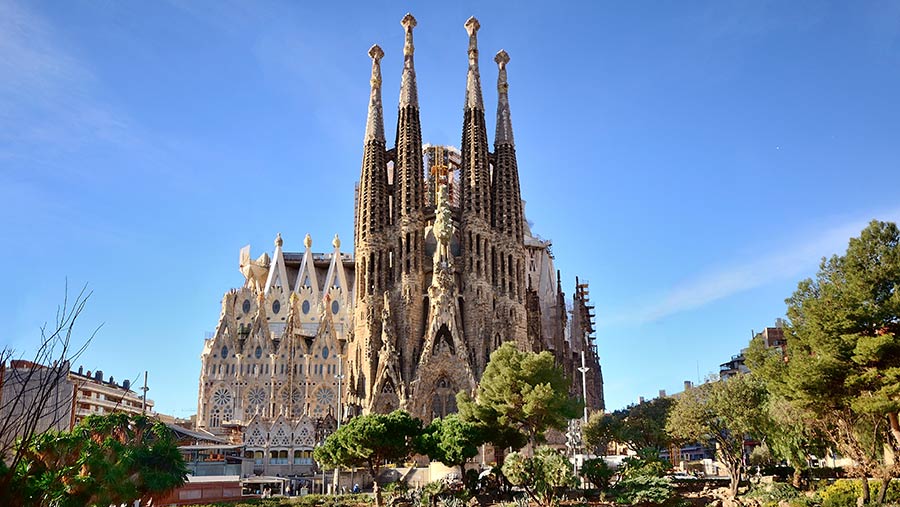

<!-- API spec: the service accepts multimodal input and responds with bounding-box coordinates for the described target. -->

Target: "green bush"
[618,451,668,480]
[581,458,614,491]
[614,475,674,506]
[820,479,900,507]
[382,481,409,496]
[745,483,809,507]
[502,447,577,507]
[181,494,375,507]
[821,480,858,507]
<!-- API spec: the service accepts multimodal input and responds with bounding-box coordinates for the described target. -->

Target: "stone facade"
[346,15,603,421]
[195,15,604,472]
[197,234,353,440]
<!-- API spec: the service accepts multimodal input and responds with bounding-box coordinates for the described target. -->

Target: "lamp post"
[578,351,590,423]
[333,337,347,495]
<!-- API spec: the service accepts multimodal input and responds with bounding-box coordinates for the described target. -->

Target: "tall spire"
[355,43,390,299]
[395,13,425,223]
[460,16,491,222]
[364,44,385,143]
[464,17,484,111]
[494,49,514,146]
[398,13,418,108]
[491,49,524,242]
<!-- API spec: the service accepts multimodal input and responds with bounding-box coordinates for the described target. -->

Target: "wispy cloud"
[0,0,134,158]
[614,210,900,325]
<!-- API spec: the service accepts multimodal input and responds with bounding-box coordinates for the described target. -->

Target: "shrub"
[580,458,614,491]
[618,450,669,480]
[820,480,858,507]
[746,483,806,507]
[821,479,900,507]
[418,476,469,507]
[382,481,409,497]
[614,475,674,506]
[502,446,577,507]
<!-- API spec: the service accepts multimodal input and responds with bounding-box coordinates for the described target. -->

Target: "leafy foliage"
[580,458,615,491]
[821,479,900,507]
[501,446,577,507]
[582,412,621,456]
[745,483,808,507]
[608,451,675,506]
[10,412,187,507]
[617,449,669,481]
[314,410,421,507]
[458,343,579,449]
[582,397,674,458]
[619,398,676,454]
[613,475,674,506]
[0,285,96,502]
[417,414,483,478]
[748,220,900,503]
[746,325,826,488]
[666,373,768,497]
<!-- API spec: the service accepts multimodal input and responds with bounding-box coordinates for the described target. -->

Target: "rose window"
[315,387,335,406]
[212,388,232,406]
[281,386,305,405]
[247,386,267,408]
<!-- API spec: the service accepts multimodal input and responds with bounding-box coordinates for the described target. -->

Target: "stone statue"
[239,246,270,292]
[432,183,454,268]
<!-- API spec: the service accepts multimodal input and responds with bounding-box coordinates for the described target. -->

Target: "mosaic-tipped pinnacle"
[465,16,480,35]
[401,13,417,31]
[495,49,510,68]
[368,44,384,61]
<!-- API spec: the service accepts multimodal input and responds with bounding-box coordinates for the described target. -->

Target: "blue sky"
[2,0,899,417]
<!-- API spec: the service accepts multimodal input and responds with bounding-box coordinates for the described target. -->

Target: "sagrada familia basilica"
[196,14,603,475]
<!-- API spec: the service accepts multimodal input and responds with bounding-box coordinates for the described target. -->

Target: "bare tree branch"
[0,282,100,492]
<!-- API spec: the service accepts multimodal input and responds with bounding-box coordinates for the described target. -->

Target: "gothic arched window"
[431,376,457,419]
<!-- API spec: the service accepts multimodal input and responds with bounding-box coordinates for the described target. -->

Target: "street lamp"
[333,336,347,495]
[578,351,590,423]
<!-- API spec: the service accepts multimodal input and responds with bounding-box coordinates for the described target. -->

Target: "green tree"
[620,397,676,454]
[0,285,96,501]
[763,220,900,504]
[502,446,577,507]
[582,411,621,456]
[457,343,579,452]
[666,374,768,498]
[746,336,825,489]
[583,398,674,457]
[417,414,483,479]
[11,412,187,507]
[313,410,421,507]
[580,458,614,491]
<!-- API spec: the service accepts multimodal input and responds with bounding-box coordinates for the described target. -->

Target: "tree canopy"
[313,410,421,507]
[458,342,579,450]
[417,414,483,477]
[502,446,577,507]
[585,397,674,455]
[751,220,900,504]
[7,412,187,507]
[666,374,768,497]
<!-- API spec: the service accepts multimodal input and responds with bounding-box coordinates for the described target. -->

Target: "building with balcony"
[0,359,157,447]
[69,367,154,425]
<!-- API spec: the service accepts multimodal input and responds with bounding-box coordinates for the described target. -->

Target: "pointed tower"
[459,17,492,224]
[353,44,390,406]
[491,50,524,244]
[490,50,528,349]
[458,17,495,375]
[393,13,426,382]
